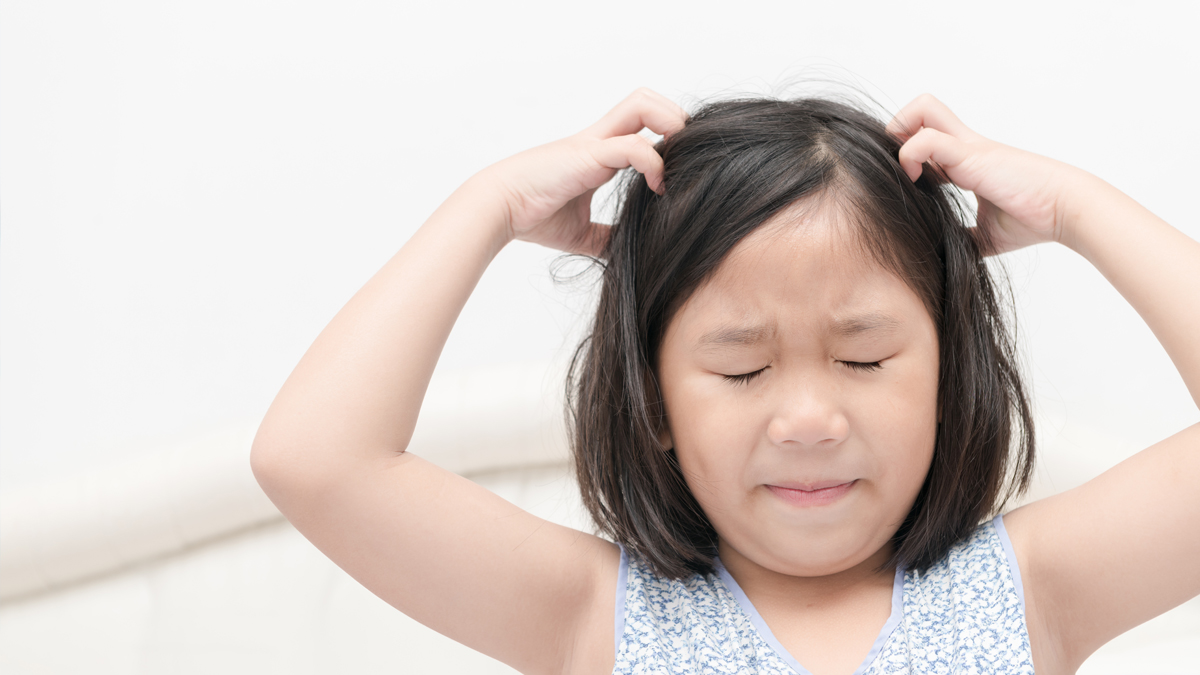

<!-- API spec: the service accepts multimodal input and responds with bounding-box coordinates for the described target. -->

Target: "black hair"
[567,96,1035,579]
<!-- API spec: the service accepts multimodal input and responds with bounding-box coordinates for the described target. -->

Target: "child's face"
[657,205,940,578]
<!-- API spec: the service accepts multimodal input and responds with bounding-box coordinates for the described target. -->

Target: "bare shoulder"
[1001,505,1077,675]
[1002,422,1200,674]
[564,537,621,675]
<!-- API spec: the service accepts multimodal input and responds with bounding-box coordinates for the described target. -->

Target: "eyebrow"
[828,312,903,339]
[695,312,902,350]
[696,325,775,349]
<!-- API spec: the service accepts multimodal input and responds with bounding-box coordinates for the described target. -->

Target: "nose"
[766,383,850,448]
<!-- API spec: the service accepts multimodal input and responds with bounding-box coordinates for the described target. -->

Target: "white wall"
[4,0,1199,491]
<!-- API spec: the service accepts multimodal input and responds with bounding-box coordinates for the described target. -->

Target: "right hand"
[887,94,1086,256]
[480,88,688,256]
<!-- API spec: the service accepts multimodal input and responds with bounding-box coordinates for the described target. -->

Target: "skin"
[251,89,1200,675]
[656,209,941,674]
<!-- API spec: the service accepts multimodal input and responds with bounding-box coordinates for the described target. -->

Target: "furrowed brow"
[829,312,903,339]
[696,325,774,350]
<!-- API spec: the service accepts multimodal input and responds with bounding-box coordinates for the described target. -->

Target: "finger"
[590,133,666,194]
[587,88,689,140]
[897,126,971,183]
[886,93,974,141]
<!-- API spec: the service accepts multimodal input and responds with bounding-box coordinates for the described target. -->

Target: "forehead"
[669,204,927,342]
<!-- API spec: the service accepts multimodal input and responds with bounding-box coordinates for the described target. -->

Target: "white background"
[3,1,1198,491]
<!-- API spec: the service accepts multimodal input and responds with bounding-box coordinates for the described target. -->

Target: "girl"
[250,89,1200,674]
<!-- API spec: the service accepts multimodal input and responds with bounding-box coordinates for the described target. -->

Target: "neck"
[717,538,896,607]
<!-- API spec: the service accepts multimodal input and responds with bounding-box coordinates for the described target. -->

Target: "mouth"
[766,480,857,507]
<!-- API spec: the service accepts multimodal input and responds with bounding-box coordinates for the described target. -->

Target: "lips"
[770,479,855,491]
[766,480,857,506]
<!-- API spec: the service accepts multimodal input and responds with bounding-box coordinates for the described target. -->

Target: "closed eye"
[841,361,883,372]
[723,366,768,385]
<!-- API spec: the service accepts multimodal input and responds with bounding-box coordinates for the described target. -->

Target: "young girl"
[250,88,1200,675]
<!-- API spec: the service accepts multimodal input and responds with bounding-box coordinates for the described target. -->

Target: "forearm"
[252,174,513,479]
[1060,173,1200,409]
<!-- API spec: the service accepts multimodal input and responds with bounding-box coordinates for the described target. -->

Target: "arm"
[890,95,1200,672]
[250,89,687,675]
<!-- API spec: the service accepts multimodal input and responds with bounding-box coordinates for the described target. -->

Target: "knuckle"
[898,142,924,160]
[915,126,940,141]
[628,87,657,108]
[617,134,640,150]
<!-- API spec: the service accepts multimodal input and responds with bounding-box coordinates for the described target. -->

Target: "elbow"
[249,435,283,497]
[249,433,296,509]
[249,427,383,515]
[249,430,333,514]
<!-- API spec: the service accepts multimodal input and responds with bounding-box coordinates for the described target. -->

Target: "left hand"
[887,94,1088,256]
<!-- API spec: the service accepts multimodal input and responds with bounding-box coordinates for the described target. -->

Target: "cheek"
[663,376,756,499]
[868,354,939,495]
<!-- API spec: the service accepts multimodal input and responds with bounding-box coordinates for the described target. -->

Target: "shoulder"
[620,547,732,624]
[896,517,1036,672]
[572,544,744,675]
[1000,424,1200,675]
[903,517,1027,613]
[992,509,1076,675]
[907,517,1017,586]
[564,540,622,675]
[612,549,780,674]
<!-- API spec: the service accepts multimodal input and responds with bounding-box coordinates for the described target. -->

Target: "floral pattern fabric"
[613,516,1035,674]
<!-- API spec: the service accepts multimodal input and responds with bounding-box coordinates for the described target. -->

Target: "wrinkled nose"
[766,385,850,447]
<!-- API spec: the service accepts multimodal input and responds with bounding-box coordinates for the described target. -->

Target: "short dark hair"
[566,96,1035,580]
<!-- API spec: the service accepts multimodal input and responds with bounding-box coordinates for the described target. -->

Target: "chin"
[771,550,876,577]
[740,529,886,577]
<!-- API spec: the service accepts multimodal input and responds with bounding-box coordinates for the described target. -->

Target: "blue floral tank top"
[613,515,1034,674]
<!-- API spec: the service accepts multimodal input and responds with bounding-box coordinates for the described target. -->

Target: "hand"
[478,88,688,256]
[887,94,1089,256]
